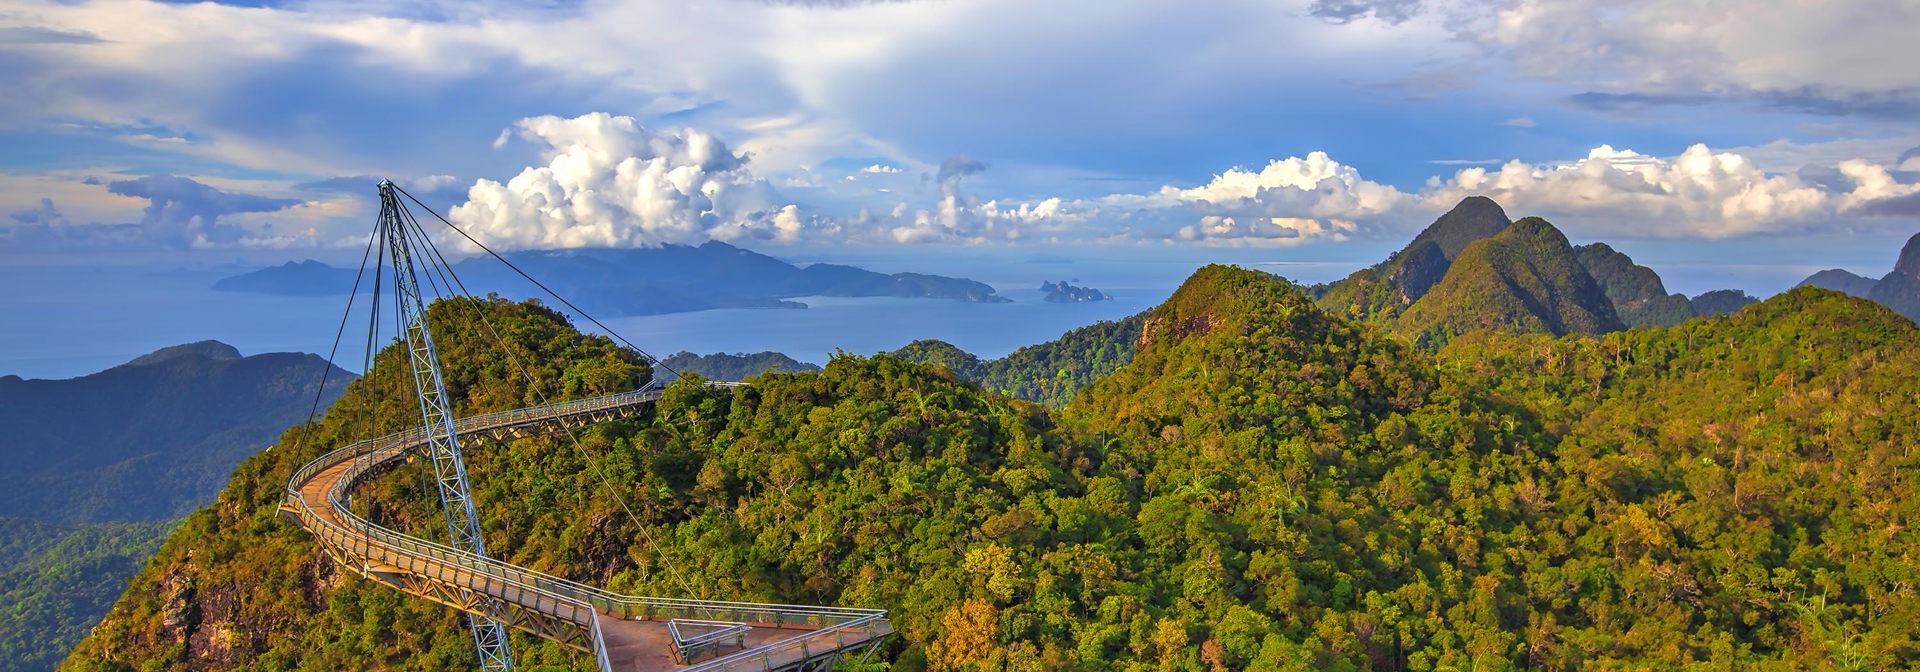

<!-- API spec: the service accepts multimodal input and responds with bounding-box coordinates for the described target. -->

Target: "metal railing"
[669,620,752,663]
[592,611,614,672]
[283,383,887,671]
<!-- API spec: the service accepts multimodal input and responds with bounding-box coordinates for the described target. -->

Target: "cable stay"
[283,179,891,672]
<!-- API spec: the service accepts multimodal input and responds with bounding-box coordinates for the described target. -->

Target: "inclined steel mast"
[375,180,515,671]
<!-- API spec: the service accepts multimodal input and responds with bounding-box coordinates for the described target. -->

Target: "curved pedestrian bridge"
[281,385,893,671]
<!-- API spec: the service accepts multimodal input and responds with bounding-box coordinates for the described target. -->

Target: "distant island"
[212,260,355,296]
[213,241,1010,316]
[1040,280,1110,303]
[657,351,821,382]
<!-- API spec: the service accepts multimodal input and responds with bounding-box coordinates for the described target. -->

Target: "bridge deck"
[285,388,891,671]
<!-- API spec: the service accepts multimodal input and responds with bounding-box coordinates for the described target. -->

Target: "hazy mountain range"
[214,241,1009,316]
[0,342,352,672]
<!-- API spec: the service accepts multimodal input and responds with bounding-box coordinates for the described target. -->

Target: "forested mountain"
[1395,217,1624,346]
[1574,243,1694,327]
[1310,196,1512,323]
[1798,269,1879,297]
[892,313,1145,407]
[65,297,653,671]
[0,341,353,524]
[0,342,347,672]
[1313,197,1775,342]
[214,242,1009,315]
[69,266,1920,671]
[657,350,821,381]
[0,518,172,672]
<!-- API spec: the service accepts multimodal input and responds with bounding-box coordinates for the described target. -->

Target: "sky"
[2,0,1919,284]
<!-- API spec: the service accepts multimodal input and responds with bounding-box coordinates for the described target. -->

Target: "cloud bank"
[437,113,1919,250]
[1423,144,1920,238]
[106,174,301,248]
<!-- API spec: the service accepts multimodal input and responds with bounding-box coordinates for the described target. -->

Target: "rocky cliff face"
[1868,232,1920,321]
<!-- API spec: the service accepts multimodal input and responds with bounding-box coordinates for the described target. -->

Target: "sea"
[0,248,1855,381]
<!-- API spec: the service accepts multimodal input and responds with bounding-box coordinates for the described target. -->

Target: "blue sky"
[2,0,1918,281]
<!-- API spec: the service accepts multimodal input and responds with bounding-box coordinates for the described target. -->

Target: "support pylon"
[376,180,515,670]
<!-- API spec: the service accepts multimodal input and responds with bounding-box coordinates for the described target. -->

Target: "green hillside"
[1574,243,1695,327]
[1311,196,1512,324]
[893,313,1146,407]
[1396,218,1624,346]
[0,518,173,672]
[1690,288,1760,317]
[66,268,1920,671]
[64,297,651,671]
[657,350,821,382]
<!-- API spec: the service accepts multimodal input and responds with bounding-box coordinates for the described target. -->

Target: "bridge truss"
[374,180,515,669]
[283,181,892,671]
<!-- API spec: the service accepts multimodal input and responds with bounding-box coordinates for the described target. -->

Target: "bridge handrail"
[591,611,614,672]
[682,612,892,672]
[283,382,888,670]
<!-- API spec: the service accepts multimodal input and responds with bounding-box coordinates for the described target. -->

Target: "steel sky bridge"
[281,385,894,671]
[280,181,891,671]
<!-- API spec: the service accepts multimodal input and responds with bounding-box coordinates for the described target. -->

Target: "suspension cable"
[292,221,382,457]
[391,184,683,380]
[388,188,700,596]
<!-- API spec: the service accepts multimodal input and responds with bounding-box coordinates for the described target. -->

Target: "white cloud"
[1176,216,1359,247]
[859,164,901,174]
[449,113,803,249]
[1423,143,1920,238]
[1163,152,1406,217]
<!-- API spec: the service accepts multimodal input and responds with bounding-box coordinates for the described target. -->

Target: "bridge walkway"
[282,387,892,671]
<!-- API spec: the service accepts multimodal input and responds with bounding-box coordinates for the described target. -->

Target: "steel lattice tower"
[376,181,515,671]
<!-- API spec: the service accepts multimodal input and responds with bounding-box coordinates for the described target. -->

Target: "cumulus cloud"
[1164,152,1404,215]
[1177,216,1360,247]
[859,164,902,174]
[449,113,804,249]
[1423,144,1920,238]
[876,154,1093,244]
[862,150,1421,246]
[106,174,301,248]
[1045,152,1412,246]
[939,143,1920,246]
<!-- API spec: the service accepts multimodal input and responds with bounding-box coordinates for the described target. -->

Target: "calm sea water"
[0,252,1838,381]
